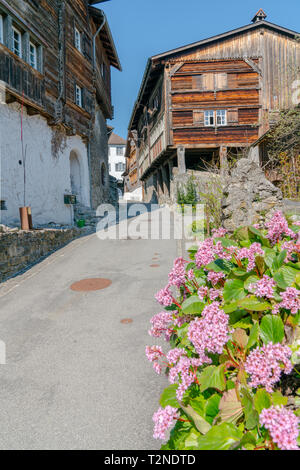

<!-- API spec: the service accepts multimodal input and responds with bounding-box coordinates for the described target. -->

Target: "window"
[204,110,227,127]
[116,146,124,156]
[216,110,227,126]
[204,110,215,127]
[75,85,82,107]
[115,162,125,172]
[75,27,81,52]
[0,15,3,44]
[12,27,22,58]
[29,42,37,69]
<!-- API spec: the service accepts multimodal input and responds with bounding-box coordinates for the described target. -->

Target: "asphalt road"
[0,212,178,449]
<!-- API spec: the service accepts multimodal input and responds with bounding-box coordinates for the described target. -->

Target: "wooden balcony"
[0,45,45,114]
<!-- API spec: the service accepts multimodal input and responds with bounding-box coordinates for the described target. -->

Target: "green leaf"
[272,250,287,272]
[197,423,243,450]
[205,394,221,424]
[241,389,259,430]
[232,316,252,329]
[223,279,246,302]
[248,226,270,247]
[254,389,271,414]
[206,258,234,273]
[184,429,202,449]
[238,296,271,311]
[181,295,204,315]
[199,365,226,393]
[247,323,259,350]
[160,384,180,408]
[260,314,284,344]
[219,389,243,424]
[181,405,211,434]
[274,266,299,289]
[271,391,288,407]
[264,248,276,271]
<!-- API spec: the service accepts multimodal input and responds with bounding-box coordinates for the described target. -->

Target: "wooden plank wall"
[170,59,260,147]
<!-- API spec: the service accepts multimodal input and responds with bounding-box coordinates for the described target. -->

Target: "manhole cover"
[150,264,160,268]
[70,278,112,292]
[121,318,133,324]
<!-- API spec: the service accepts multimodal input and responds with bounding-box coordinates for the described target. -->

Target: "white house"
[108,133,126,186]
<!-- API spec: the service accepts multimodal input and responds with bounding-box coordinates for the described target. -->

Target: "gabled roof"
[128,17,299,131]
[151,20,299,61]
[89,6,122,71]
[108,132,126,145]
[89,1,111,5]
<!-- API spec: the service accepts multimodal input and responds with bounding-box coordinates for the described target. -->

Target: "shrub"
[146,214,300,450]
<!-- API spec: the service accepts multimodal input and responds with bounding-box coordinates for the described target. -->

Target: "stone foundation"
[0,227,82,282]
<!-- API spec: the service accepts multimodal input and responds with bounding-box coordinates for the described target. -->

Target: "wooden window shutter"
[192,75,202,89]
[227,109,238,124]
[215,73,227,89]
[193,110,204,125]
[202,73,214,91]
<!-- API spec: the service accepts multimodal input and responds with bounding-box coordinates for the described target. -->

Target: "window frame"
[204,110,215,127]
[74,27,81,53]
[116,146,124,156]
[29,41,37,69]
[216,109,227,126]
[75,84,82,108]
[12,26,22,58]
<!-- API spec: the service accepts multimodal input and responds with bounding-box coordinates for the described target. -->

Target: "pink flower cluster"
[153,406,179,440]
[195,238,215,267]
[145,346,164,374]
[212,227,227,238]
[265,211,296,245]
[207,270,225,286]
[260,406,299,450]
[168,257,186,288]
[272,287,300,315]
[188,302,229,363]
[167,349,202,401]
[155,285,173,307]
[237,242,264,272]
[249,275,276,299]
[245,343,292,392]
[149,311,174,341]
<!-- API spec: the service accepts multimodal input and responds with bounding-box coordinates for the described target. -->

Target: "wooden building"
[128,10,300,203]
[123,130,142,201]
[0,0,121,226]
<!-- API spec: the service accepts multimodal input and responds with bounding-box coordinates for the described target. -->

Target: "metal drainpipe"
[88,11,106,208]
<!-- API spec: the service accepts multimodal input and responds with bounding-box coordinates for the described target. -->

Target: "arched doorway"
[70,150,82,202]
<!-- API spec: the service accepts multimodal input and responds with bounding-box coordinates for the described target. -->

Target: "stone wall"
[222,158,283,232]
[0,227,81,282]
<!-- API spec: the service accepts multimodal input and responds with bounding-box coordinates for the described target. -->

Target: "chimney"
[251,8,267,23]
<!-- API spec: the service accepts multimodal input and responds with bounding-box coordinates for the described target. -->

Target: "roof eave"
[151,20,300,61]
[89,6,122,71]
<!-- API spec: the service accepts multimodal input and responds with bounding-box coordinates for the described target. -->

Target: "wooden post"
[219,145,228,178]
[177,146,186,174]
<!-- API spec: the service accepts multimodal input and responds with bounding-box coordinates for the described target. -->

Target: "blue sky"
[99,0,300,139]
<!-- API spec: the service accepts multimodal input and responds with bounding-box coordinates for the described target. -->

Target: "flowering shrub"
[146,212,300,450]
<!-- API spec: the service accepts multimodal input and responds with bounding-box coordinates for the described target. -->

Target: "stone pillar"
[219,145,228,178]
[162,165,169,197]
[168,159,174,181]
[248,146,260,164]
[177,146,186,174]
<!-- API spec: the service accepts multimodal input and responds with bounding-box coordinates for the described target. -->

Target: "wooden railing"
[0,46,45,109]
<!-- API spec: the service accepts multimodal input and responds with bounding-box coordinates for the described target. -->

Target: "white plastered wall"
[0,101,90,226]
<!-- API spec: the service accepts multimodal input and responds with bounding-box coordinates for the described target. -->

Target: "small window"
[29,42,37,69]
[116,146,124,156]
[12,27,22,58]
[0,15,3,44]
[75,27,81,52]
[115,162,125,172]
[216,110,227,126]
[75,85,82,107]
[204,110,215,127]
